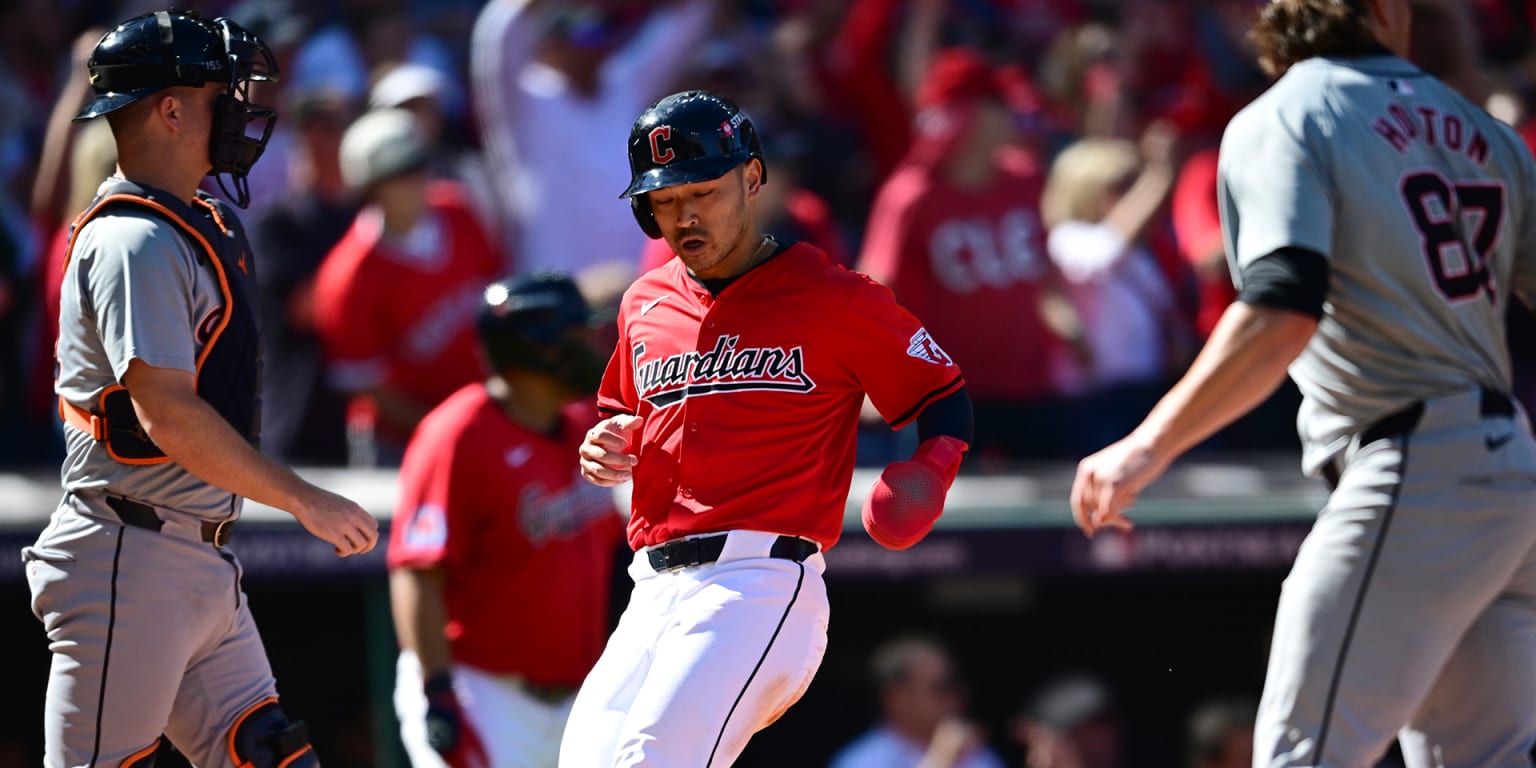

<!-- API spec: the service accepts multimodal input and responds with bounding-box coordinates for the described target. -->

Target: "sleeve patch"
[402,503,448,549]
[906,328,954,366]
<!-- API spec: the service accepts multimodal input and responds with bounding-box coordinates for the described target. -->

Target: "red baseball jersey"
[598,241,965,551]
[389,384,622,685]
[858,149,1060,402]
[314,181,502,428]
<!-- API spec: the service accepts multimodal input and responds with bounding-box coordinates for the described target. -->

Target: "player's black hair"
[1250,0,1387,78]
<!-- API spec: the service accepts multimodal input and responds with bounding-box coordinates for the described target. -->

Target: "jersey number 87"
[1402,171,1503,305]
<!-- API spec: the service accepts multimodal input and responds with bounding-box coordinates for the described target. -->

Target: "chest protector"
[59,179,262,464]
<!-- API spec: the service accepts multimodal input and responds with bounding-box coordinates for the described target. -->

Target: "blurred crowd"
[4,0,1536,473]
[830,634,1259,768]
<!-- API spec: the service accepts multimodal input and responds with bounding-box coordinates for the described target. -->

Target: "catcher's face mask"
[209,17,279,209]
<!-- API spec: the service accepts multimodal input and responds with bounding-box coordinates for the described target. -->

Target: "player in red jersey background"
[390,273,621,768]
[315,108,503,465]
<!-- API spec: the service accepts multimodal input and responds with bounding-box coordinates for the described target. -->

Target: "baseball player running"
[26,10,377,768]
[389,273,623,768]
[1071,1,1536,766]
[564,90,975,766]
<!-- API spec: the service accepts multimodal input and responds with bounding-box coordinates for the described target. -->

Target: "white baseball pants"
[558,530,830,767]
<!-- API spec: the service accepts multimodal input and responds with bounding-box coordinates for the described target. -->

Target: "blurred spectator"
[1185,695,1256,768]
[1409,0,1488,105]
[1171,147,1229,340]
[1010,675,1123,768]
[809,0,913,186]
[369,62,499,255]
[28,27,106,236]
[1037,21,1122,140]
[250,90,360,467]
[858,48,1078,462]
[1042,122,1193,453]
[314,109,501,465]
[288,0,464,117]
[0,0,68,468]
[830,636,1006,768]
[470,0,712,295]
[224,0,316,218]
[26,119,117,466]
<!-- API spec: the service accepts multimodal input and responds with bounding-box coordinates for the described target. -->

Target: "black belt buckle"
[206,519,234,548]
[648,536,709,572]
[107,495,231,546]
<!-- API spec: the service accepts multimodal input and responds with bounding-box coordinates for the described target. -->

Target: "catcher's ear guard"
[631,195,663,239]
[228,699,318,768]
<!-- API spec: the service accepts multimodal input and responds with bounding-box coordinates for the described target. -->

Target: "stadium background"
[3,0,1536,765]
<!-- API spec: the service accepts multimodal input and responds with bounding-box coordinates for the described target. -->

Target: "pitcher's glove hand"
[862,436,968,550]
[424,673,489,768]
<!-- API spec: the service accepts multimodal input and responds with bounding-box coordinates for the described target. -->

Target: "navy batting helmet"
[75,9,279,208]
[620,90,766,239]
[478,273,604,394]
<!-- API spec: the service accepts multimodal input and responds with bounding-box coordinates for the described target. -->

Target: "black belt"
[646,533,818,572]
[105,496,234,547]
[1323,387,1514,490]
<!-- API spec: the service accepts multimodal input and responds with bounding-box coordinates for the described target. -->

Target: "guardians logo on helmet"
[620,90,767,239]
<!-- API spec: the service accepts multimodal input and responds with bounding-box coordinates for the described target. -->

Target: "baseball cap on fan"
[338,108,429,191]
[369,64,448,111]
[909,48,1010,166]
[917,48,1007,110]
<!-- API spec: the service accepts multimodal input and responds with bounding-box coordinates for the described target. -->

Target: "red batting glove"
[862,436,968,550]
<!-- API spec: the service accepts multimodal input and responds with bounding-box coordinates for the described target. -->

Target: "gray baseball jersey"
[1218,55,1536,767]
[1220,55,1536,476]
[57,203,247,519]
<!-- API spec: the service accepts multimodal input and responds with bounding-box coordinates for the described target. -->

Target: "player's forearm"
[389,568,454,677]
[1103,165,1176,246]
[133,392,313,512]
[1133,301,1316,460]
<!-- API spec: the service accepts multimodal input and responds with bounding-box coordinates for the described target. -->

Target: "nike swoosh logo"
[640,296,669,316]
[1486,432,1515,450]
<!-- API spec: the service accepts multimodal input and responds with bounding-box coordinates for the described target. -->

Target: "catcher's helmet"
[75,10,279,208]
[478,273,604,394]
[620,90,766,239]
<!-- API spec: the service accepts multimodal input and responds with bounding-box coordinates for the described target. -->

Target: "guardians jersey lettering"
[598,241,964,550]
[518,479,617,544]
[632,335,815,408]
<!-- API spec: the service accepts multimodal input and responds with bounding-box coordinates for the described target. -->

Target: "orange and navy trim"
[58,194,237,464]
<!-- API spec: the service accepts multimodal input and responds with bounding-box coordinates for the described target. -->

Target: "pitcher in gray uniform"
[1071,1,1536,766]
[25,10,379,768]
